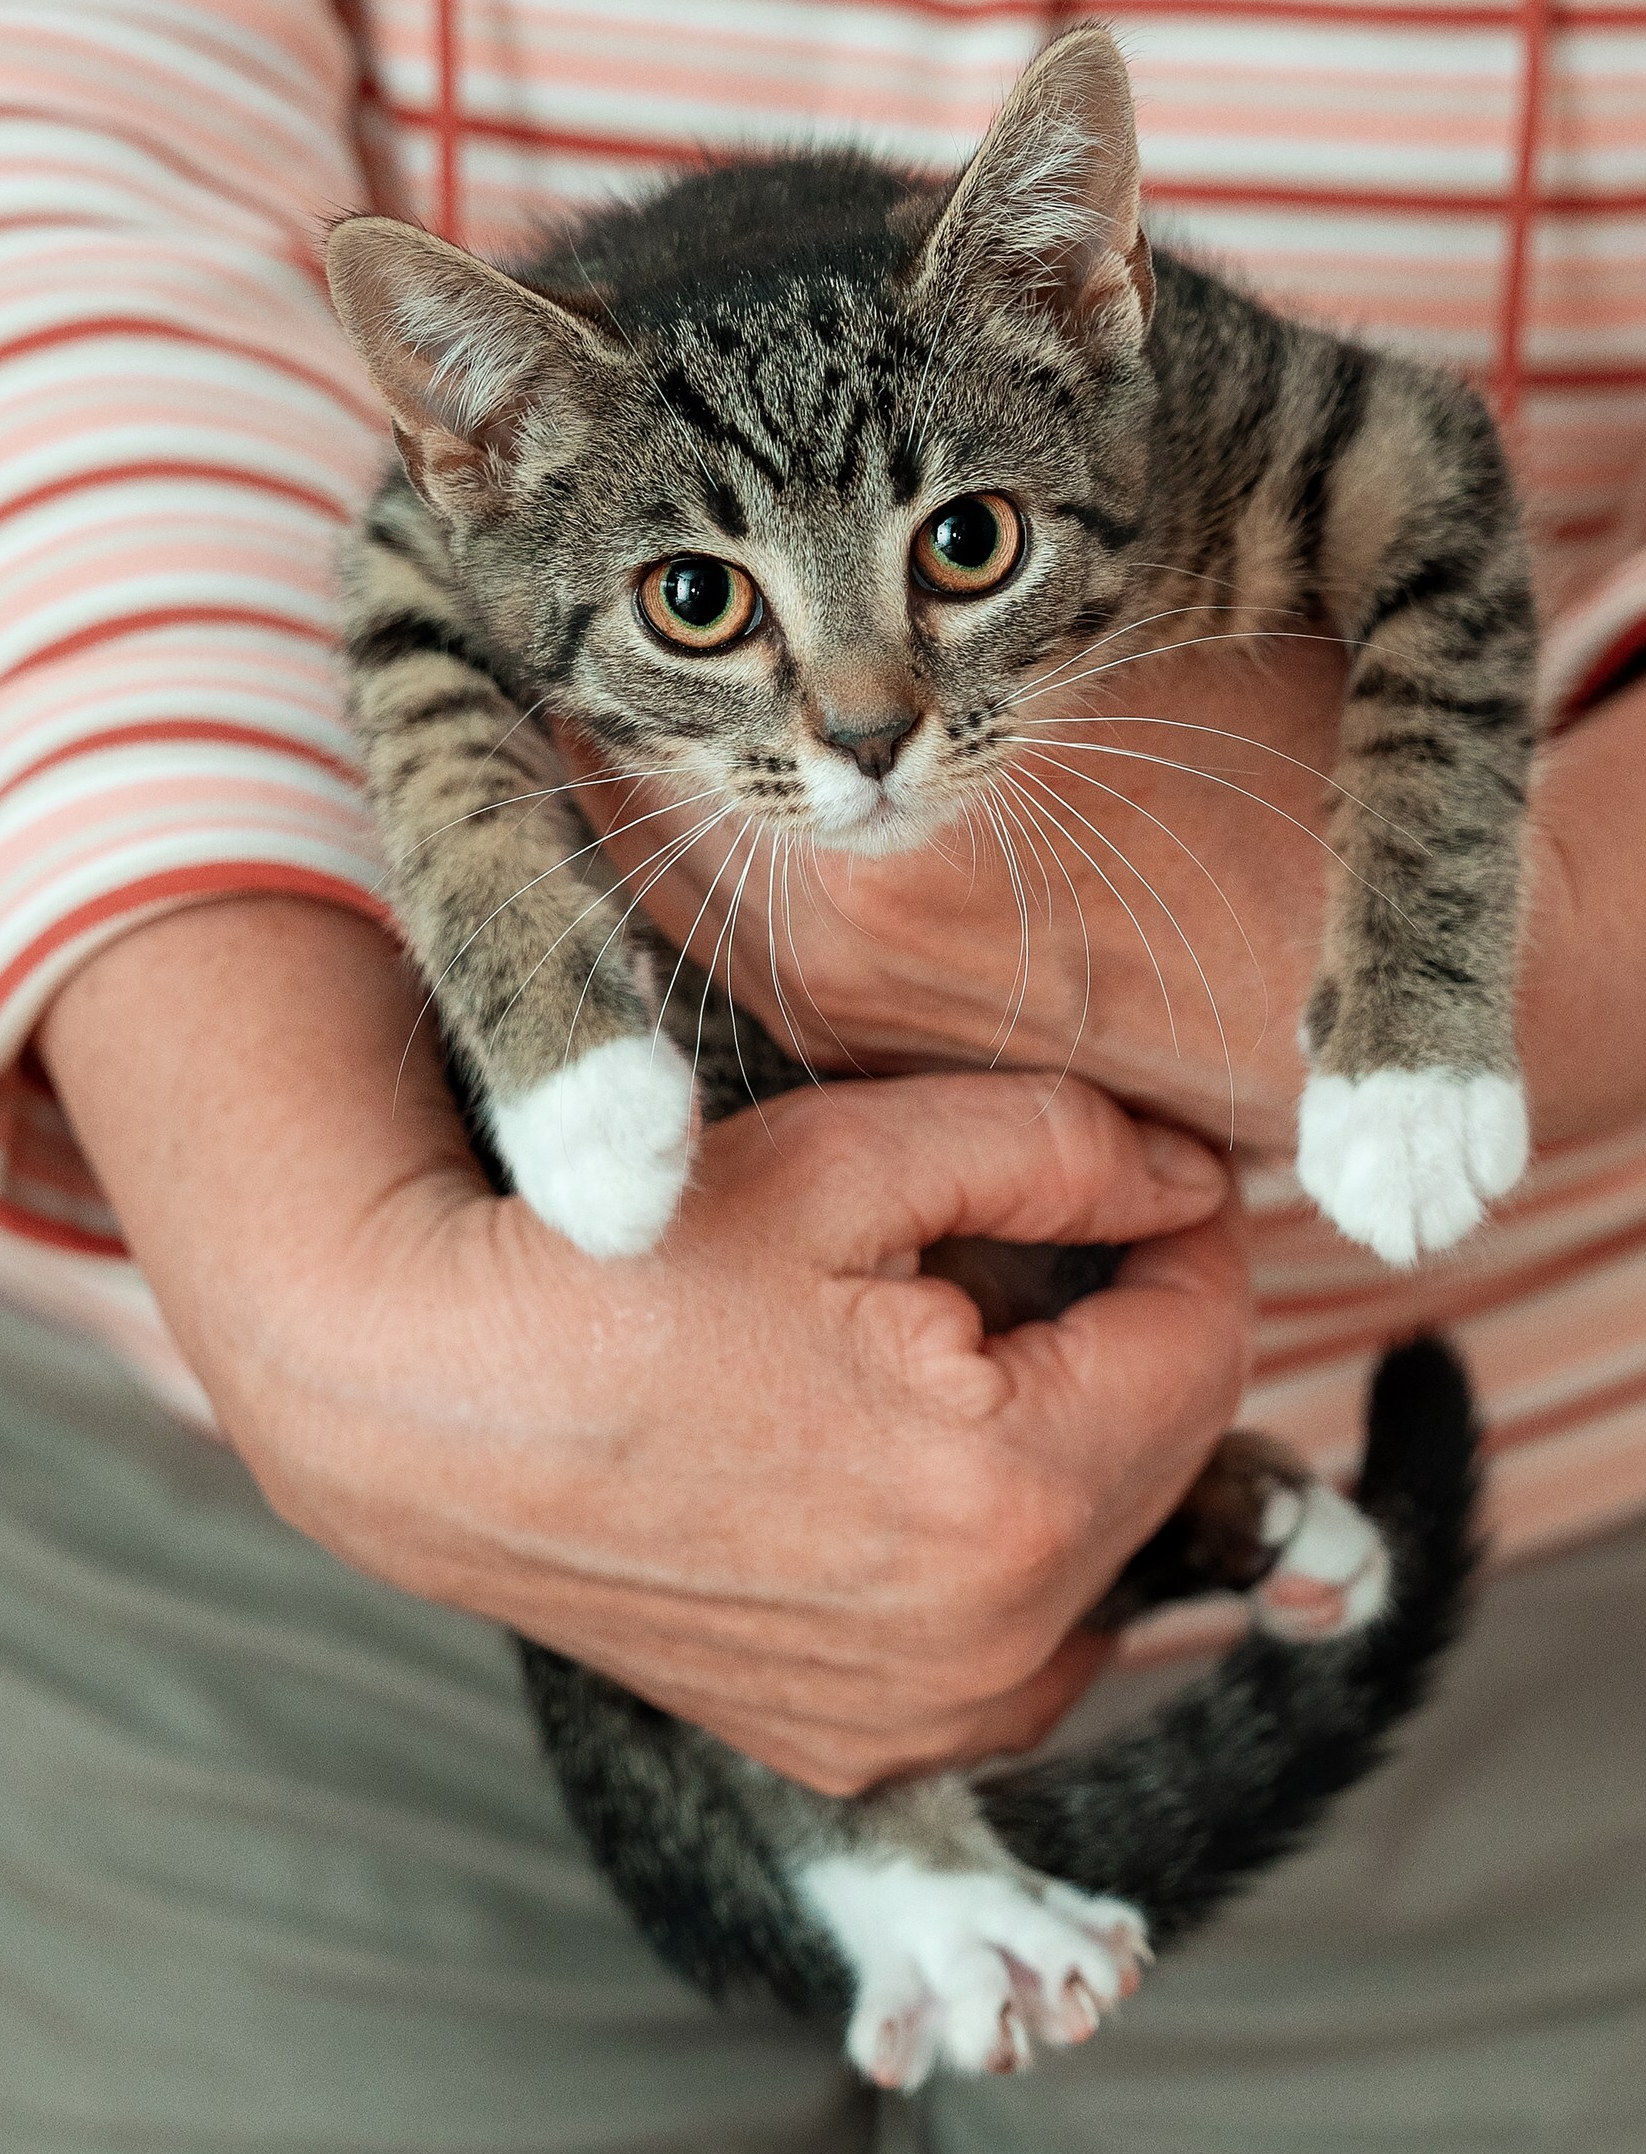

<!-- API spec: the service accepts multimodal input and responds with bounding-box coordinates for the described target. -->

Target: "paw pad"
[1256,1480,1391,1640]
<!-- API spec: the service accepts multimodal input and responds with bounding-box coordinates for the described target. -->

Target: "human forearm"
[36,895,1246,1792]
[36,899,483,1403]
[1518,672,1646,1147]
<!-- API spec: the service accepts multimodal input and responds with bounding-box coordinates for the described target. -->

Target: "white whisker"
[766,836,825,1087]
[1127,559,1249,592]
[1017,745,1271,1047]
[480,686,555,766]
[652,816,755,1065]
[516,806,733,1063]
[996,626,1360,714]
[978,782,1034,1062]
[1003,736,1417,927]
[1011,763,1236,1144]
[994,773,1055,926]
[1017,604,1220,700]
[779,835,867,1078]
[1001,770,1179,1057]
[704,825,772,1132]
[397,774,713,874]
[993,774,1093,1104]
[1017,711,1421,844]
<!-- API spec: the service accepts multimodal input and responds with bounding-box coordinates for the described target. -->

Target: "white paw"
[488,1035,695,1257]
[796,1854,1148,2091]
[1255,1480,1391,1641]
[1296,1067,1528,1267]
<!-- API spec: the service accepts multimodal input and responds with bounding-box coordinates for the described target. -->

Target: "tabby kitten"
[328,30,1534,1273]
[327,24,1513,2084]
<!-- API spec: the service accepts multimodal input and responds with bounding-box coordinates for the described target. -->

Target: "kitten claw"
[1059,1972,1104,2041]
[986,2004,1032,2074]
[488,1034,695,1257]
[1296,1067,1528,1266]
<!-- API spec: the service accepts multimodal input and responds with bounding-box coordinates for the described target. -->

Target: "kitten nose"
[819,710,917,781]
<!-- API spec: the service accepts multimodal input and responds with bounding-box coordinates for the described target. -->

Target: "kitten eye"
[912,493,1023,597]
[638,555,761,651]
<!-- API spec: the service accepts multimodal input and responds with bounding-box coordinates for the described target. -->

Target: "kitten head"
[328,25,1155,857]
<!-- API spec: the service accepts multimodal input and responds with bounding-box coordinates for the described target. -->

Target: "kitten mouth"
[788,748,942,856]
[808,790,930,857]
[792,759,911,846]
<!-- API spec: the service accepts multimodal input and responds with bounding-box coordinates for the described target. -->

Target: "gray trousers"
[2,1297,1642,2154]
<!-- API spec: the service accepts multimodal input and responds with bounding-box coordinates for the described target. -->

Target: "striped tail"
[980,1336,1482,1946]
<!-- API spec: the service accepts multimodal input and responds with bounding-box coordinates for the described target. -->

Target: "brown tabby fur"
[325,25,1508,2090]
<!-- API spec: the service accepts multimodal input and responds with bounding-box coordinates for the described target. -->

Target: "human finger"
[747,1074,1229,1270]
[988,1204,1250,1535]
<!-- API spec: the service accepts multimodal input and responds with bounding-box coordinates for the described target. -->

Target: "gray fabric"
[0,1299,1641,2154]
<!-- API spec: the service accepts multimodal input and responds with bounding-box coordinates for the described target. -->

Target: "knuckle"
[904,1436,1016,1547]
[981,1471,1089,1600]
[899,1450,1085,1620]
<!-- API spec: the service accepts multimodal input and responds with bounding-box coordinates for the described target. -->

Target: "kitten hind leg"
[798,1432,1398,2087]
[796,1434,1399,2090]
[788,1778,1148,2090]
[525,1432,1394,2095]
[1093,1430,1392,1640]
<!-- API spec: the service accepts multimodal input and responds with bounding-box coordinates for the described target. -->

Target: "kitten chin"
[789,762,961,857]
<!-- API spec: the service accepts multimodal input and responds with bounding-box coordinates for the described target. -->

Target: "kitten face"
[451,273,1153,858]
[329,35,1155,859]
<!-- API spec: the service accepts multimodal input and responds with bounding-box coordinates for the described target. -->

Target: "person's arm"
[1514,668,1646,1146]
[575,638,1646,1157]
[38,895,1246,1797]
[0,0,388,1068]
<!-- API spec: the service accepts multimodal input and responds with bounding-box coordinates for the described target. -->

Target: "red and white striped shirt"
[3,1,1645,1574]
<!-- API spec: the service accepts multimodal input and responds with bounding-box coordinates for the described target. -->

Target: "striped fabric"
[3,0,1646,1578]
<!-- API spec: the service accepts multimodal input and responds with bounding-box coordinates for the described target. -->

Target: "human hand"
[40,897,1248,1796]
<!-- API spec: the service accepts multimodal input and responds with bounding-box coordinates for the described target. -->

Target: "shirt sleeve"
[1542,542,1646,724]
[0,0,394,1068]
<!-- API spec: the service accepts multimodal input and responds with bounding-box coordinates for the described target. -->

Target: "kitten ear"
[913,25,1152,337]
[326,216,618,513]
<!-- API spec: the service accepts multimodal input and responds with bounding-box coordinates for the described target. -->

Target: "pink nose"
[819,710,917,780]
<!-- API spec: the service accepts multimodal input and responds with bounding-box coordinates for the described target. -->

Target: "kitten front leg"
[1301,362,1536,1265]
[345,496,695,1255]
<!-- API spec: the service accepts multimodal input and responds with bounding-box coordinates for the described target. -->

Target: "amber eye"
[911,493,1023,596]
[638,555,761,651]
